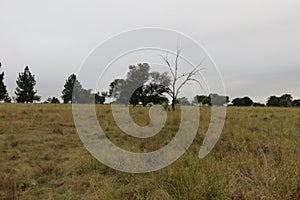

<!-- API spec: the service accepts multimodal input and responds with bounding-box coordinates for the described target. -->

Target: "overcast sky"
[0,0,299,103]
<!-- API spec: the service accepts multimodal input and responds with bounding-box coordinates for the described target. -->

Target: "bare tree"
[160,49,204,111]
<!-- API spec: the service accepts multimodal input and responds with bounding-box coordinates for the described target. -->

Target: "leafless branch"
[159,54,175,79]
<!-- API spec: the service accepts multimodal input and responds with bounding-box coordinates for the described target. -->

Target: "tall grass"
[0,104,299,199]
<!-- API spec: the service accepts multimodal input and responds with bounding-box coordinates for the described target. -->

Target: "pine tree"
[15,66,38,103]
[62,74,82,103]
[0,62,11,102]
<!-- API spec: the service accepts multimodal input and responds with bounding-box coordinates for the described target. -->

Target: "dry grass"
[0,104,299,199]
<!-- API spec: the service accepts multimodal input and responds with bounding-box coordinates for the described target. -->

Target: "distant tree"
[279,94,293,107]
[209,93,229,106]
[243,97,253,106]
[194,95,208,105]
[176,97,190,105]
[202,96,211,105]
[232,96,253,106]
[232,98,244,106]
[292,99,300,107]
[266,96,280,107]
[267,94,293,107]
[76,88,94,104]
[62,74,100,104]
[0,62,11,102]
[95,92,106,104]
[253,102,265,107]
[50,97,60,104]
[15,66,38,103]
[45,97,60,104]
[62,74,81,103]
[33,95,41,102]
[193,94,228,106]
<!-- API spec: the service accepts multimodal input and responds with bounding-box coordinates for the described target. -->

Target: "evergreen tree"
[15,66,37,103]
[62,74,81,103]
[0,62,11,102]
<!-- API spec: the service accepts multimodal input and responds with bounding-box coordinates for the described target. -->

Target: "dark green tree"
[0,62,11,102]
[15,66,38,103]
[141,71,171,106]
[62,74,82,103]
[232,98,244,106]
[50,97,60,104]
[253,102,265,107]
[292,99,300,107]
[243,97,253,106]
[46,97,60,104]
[266,96,280,107]
[193,95,209,105]
[279,94,293,107]
[232,96,253,106]
[95,92,106,104]
[267,94,293,107]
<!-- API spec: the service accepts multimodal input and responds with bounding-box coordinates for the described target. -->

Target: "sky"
[0,0,299,103]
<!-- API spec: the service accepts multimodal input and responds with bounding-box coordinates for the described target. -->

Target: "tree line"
[0,62,299,108]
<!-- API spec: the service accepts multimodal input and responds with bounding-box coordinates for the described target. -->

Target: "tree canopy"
[232,96,253,106]
[267,94,293,107]
[109,63,170,106]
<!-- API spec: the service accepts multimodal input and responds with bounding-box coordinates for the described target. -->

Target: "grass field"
[0,104,299,199]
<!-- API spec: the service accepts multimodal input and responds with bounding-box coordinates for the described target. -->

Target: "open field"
[0,104,299,200]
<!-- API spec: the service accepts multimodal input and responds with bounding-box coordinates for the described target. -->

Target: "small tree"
[15,66,38,103]
[47,97,60,104]
[0,62,11,102]
[62,74,81,103]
